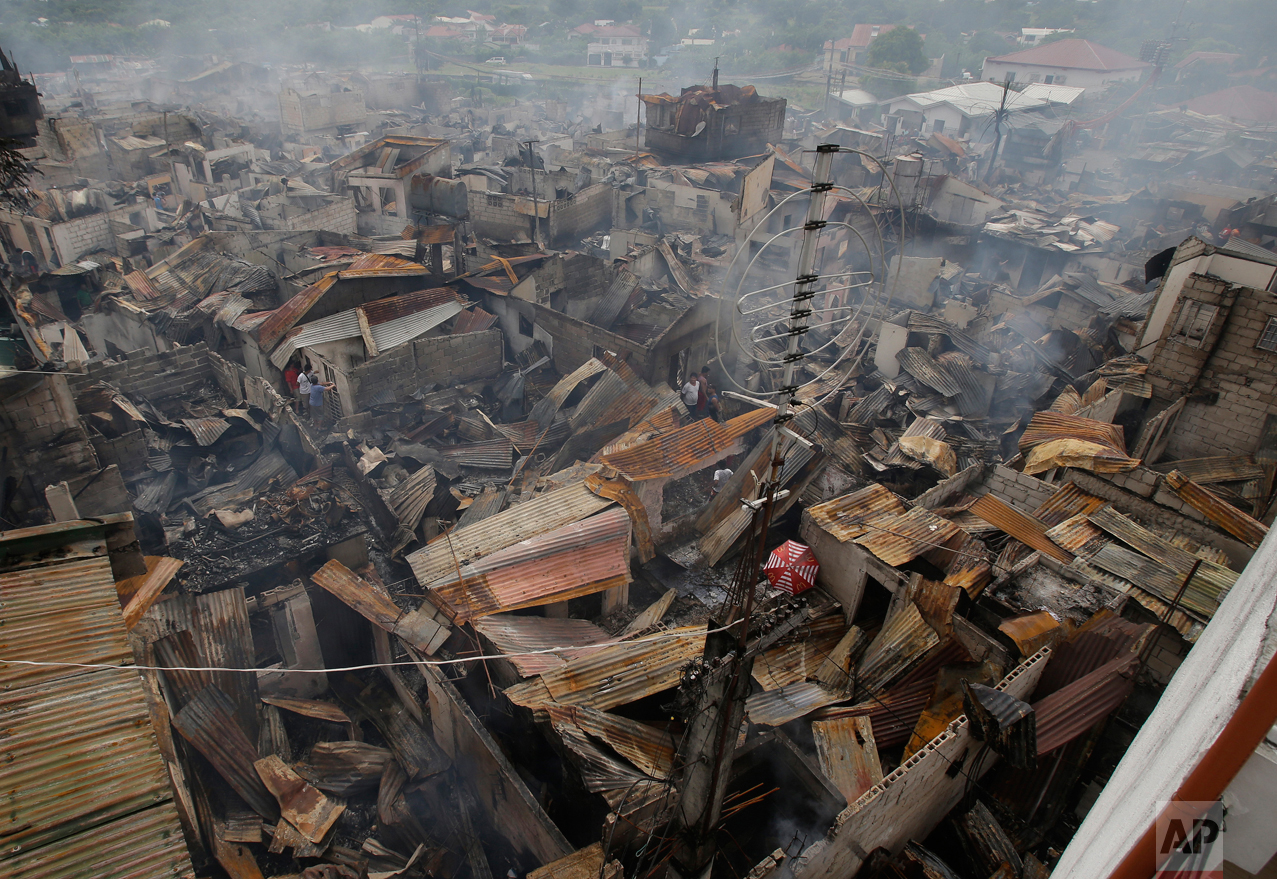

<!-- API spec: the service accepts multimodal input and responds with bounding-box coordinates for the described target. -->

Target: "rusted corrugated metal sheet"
[908,312,998,362]
[857,601,941,695]
[172,686,277,818]
[123,269,163,300]
[999,611,1063,656]
[1087,504,1236,616]
[1034,482,1107,527]
[548,712,653,802]
[1045,513,1106,554]
[942,533,992,597]
[558,705,676,778]
[1158,456,1264,484]
[455,486,507,528]
[896,348,962,396]
[430,507,632,623]
[1032,611,1149,700]
[310,560,448,653]
[0,554,131,691]
[0,673,178,854]
[440,437,515,469]
[808,483,907,541]
[970,493,1073,564]
[812,716,884,804]
[300,741,392,796]
[256,274,337,350]
[1019,411,1128,454]
[753,615,848,691]
[495,417,571,452]
[1068,558,1205,642]
[589,269,641,330]
[474,614,612,677]
[528,842,622,879]
[1163,469,1268,548]
[408,480,614,588]
[452,305,499,334]
[1023,439,1141,476]
[529,358,609,430]
[599,407,772,481]
[853,506,961,567]
[1033,653,1138,755]
[0,519,194,877]
[369,301,465,353]
[881,417,948,469]
[182,416,233,446]
[505,626,706,711]
[746,680,846,727]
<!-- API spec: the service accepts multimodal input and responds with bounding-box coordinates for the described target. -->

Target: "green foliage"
[865,25,928,75]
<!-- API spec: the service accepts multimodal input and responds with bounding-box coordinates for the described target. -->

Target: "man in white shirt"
[682,377,700,409]
[296,369,312,416]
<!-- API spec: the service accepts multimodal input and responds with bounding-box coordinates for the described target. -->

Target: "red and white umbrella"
[764,540,819,595]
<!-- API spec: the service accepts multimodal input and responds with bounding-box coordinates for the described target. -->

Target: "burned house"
[640,83,787,162]
[0,45,42,146]
[331,135,463,237]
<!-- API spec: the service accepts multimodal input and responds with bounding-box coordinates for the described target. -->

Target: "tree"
[865,26,929,75]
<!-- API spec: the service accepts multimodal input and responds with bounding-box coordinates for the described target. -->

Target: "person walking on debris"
[693,365,713,420]
[307,368,335,430]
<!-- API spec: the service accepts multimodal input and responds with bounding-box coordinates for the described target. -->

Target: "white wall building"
[982,38,1149,89]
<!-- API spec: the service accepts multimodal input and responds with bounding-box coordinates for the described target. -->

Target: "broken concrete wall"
[68,343,214,404]
[423,665,574,867]
[348,330,502,409]
[973,464,1057,512]
[80,301,174,358]
[793,649,1049,878]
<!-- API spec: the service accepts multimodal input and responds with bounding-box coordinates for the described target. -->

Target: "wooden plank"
[311,559,402,629]
[356,306,380,357]
[120,556,183,629]
[811,716,883,804]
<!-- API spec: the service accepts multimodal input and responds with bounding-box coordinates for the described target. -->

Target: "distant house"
[490,24,527,45]
[1183,85,1277,124]
[1019,28,1073,46]
[586,25,648,68]
[822,24,896,67]
[883,81,1082,139]
[1173,51,1242,82]
[982,39,1149,89]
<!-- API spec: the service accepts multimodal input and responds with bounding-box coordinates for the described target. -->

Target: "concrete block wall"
[68,343,215,403]
[281,197,357,236]
[1143,631,1189,686]
[1147,273,1237,399]
[530,302,651,379]
[468,190,534,241]
[547,182,613,246]
[349,330,502,409]
[975,464,1056,512]
[210,351,246,404]
[91,428,147,479]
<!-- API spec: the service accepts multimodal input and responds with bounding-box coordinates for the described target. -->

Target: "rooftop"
[986,38,1150,72]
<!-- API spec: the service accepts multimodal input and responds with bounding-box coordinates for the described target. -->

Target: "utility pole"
[824,41,834,114]
[636,77,642,156]
[162,110,177,203]
[523,139,541,249]
[712,56,719,92]
[984,79,1011,182]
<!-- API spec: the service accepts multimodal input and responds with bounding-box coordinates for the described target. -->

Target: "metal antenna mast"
[663,145,840,879]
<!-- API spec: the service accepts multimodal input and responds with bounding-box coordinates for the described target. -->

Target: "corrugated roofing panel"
[182,416,232,446]
[123,269,163,301]
[408,481,614,588]
[554,705,676,778]
[1019,411,1128,455]
[370,300,464,351]
[0,553,131,691]
[753,615,849,691]
[506,626,706,711]
[440,437,515,469]
[474,614,612,677]
[1033,611,1149,700]
[970,493,1073,563]
[599,406,774,481]
[257,273,338,351]
[812,715,884,803]
[807,483,907,542]
[1033,653,1138,755]
[1164,469,1269,548]
[853,506,961,567]
[0,673,178,855]
[452,306,499,334]
[1034,482,1107,528]
[1045,513,1106,554]
[529,359,609,430]
[430,507,632,623]
[897,348,962,396]
[361,287,461,326]
[589,269,641,330]
[746,681,846,727]
[881,417,949,469]
[857,601,941,694]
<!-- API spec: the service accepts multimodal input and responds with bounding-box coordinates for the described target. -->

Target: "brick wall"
[281,197,357,236]
[547,182,613,246]
[1157,281,1277,459]
[1147,273,1238,399]
[348,330,503,409]
[974,464,1056,512]
[68,343,215,403]
[91,429,147,479]
[468,190,535,241]
[0,373,100,515]
[530,302,652,378]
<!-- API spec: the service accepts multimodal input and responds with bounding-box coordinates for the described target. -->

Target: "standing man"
[307,368,335,430]
[682,373,700,413]
[296,366,312,416]
[694,365,713,420]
